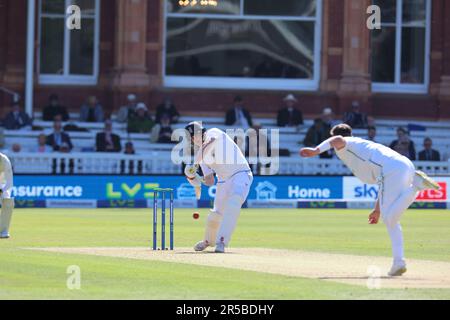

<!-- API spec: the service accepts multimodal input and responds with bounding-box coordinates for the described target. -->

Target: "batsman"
[0,152,15,239]
[184,122,253,253]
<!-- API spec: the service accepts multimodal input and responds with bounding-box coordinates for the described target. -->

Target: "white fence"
[6,152,450,176]
[8,152,180,175]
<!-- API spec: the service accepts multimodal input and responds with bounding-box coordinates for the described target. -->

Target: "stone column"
[337,0,371,112]
[320,0,344,93]
[438,0,450,96]
[111,0,150,88]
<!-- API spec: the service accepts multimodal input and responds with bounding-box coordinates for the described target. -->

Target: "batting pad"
[204,210,223,245]
[0,198,14,233]
[216,195,242,246]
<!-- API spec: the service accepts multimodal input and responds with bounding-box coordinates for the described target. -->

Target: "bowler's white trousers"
[377,156,418,265]
[213,170,253,246]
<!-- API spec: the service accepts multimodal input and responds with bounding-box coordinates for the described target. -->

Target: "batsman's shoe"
[194,240,210,252]
[388,264,407,277]
[215,242,225,253]
[415,171,440,191]
[0,231,10,239]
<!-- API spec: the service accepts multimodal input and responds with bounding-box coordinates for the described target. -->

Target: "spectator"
[124,142,136,155]
[225,96,253,128]
[46,120,73,152]
[11,143,21,153]
[277,94,303,127]
[3,102,32,130]
[303,118,332,159]
[389,127,416,160]
[117,94,138,123]
[80,96,104,123]
[321,107,339,128]
[127,103,155,133]
[343,101,368,129]
[418,138,440,161]
[155,97,180,124]
[96,119,122,152]
[43,94,69,121]
[34,133,53,153]
[151,114,174,143]
[367,126,377,142]
[0,128,5,149]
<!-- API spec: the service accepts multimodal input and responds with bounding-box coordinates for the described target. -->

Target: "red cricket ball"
[193,212,200,220]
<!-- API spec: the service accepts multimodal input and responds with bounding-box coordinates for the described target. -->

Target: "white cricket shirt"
[335,137,404,184]
[196,128,251,181]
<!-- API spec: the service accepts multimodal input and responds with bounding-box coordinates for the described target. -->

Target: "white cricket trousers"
[0,153,13,199]
[378,156,418,265]
[214,171,253,246]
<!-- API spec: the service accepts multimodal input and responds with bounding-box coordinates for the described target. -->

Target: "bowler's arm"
[299,136,346,158]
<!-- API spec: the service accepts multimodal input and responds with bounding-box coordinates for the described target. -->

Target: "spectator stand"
[2,112,450,175]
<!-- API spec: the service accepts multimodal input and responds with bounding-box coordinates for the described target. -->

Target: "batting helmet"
[185,121,206,139]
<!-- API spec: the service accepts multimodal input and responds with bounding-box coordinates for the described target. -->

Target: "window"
[164,0,322,91]
[38,0,100,85]
[371,0,431,93]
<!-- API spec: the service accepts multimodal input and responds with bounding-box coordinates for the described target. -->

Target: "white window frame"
[163,0,322,91]
[372,0,431,94]
[38,0,101,86]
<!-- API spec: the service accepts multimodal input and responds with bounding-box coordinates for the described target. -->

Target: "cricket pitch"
[29,247,450,289]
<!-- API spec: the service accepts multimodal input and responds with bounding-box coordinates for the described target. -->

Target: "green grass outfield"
[1,208,450,300]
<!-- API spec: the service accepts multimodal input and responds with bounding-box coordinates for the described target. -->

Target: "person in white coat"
[300,123,440,277]
[184,122,253,253]
[0,153,15,239]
